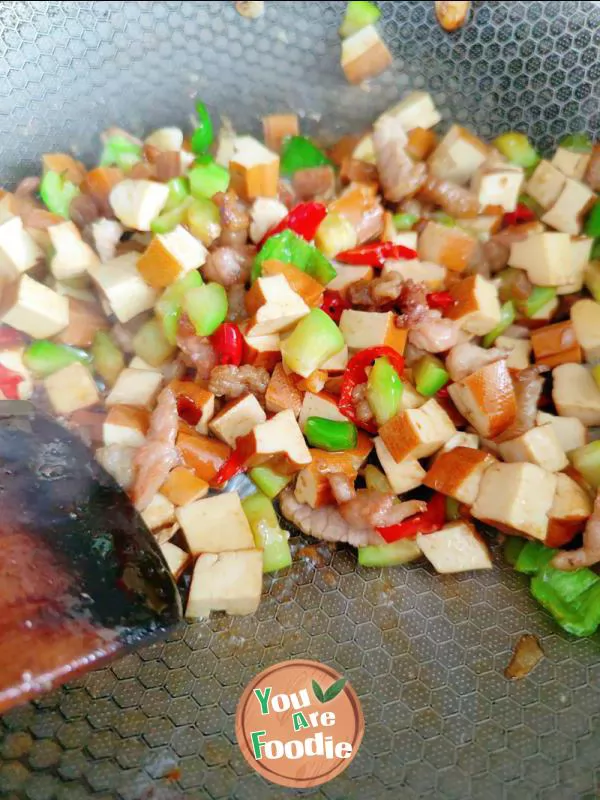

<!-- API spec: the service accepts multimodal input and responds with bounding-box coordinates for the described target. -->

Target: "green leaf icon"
[323,677,347,702]
[312,679,325,703]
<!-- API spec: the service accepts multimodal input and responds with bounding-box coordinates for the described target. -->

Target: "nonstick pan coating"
[0,2,599,798]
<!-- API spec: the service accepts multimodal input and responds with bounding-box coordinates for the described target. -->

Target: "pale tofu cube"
[95,444,137,490]
[556,236,593,295]
[552,363,600,426]
[154,523,180,546]
[498,425,568,473]
[508,232,575,286]
[428,125,488,185]
[448,360,516,439]
[298,391,347,432]
[399,381,427,409]
[144,127,184,151]
[105,368,163,409]
[0,348,33,400]
[541,178,595,235]
[0,275,69,339]
[0,216,43,276]
[160,467,209,507]
[321,345,348,372]
[129,356,161,372]
[339,309,407,354]
[446,274,501,336]
[546,472,592,546]
[49,221,100,280]
[109,179,169,231]
[327,264,374,292]
[495,336,532,370]
[341,24,392,85]
[176,492,254,555]
[471,462,557,541]
[424,446,495,505]
[525,160,566,209]
[417,221,478,273]
[352,134,376,164]
[436,431,479,457]
[535,411,586,454]
[571,298,600,362]
[89,252,158,323]
[471,167,524,213]
[230,136,279,199]
[209,394,267,447]
[137,226,207,288]
[379,398,456,462]
[44,362,99,415]
[374,436,426,494]
[185,550,263,618]
[103,405,148,447]
[245,274,309,336]
[551,147,591,181]
[160,541,191,581]
[239,324,281,370]
[383,259,447,290]
[390,231,418,250]
[418,521,493,574]
[380,91,441,132]
[249,197,288,244]
[237,409,311,469]
[141,493,176,532]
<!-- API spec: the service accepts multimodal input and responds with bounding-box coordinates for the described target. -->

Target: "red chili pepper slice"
[376,492,446,543]
[502,202,536,227]
[338,346,405,433]
[211,446,246,488]
[336,241,418,268]
[436,385,451,399]
[0,363,23,400]
[209,322,243,366]
[260,201,327,246]
[426,291,455,312]
[320,290,351,324]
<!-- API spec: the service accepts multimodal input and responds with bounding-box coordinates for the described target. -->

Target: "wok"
[1,1,599,798]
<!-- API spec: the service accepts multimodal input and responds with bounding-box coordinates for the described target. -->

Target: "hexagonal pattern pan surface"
[0,2,600,798]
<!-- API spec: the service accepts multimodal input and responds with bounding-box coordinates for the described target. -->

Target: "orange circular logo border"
[235,659,364,788]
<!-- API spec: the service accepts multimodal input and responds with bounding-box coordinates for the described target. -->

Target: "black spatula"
[0,400,181,712]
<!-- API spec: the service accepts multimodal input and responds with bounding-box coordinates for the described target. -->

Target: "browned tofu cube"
[379,399,456,462]
[424,446,496,505]
[448,360,516,439]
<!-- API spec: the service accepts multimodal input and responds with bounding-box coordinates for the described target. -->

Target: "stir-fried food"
[3,89,600,635]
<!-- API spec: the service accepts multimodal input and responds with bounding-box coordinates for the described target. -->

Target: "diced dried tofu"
[541,178,595,235]
[0,275,69,338]
[436,431,479,458]
[105,368,163,409]
[448,359,516,438]
[236,409,311,470]
[373,436,426,494]
[531,321,581,368]
[129,356,160,372]
[525,160,566,209]
[209,394,267,447]
[161,467,209,507]
[249,197,288,243]
[185,550,263,618]
[137,226,207,288]
[446,274,501,335]
[495,336,532,370]
[379,398,456,462]
[418,521,492,573]
[0,217,43,277]
[339,309,407,354]
[471,461,557,541]
[141,493,176,531]
[176,492,254,555]
[498,425,568,473]
[418,221,478,273]
[168,380,215,434]
[239,323,281,371]
[245,274,310,336]
[570,298,600,362]
[471,166,524,213]
[103,405,148,447]
[551,147,591,181]
[298,391,346,432]
[428,125,488,185]
[44,362,99,416]
[383,258,447,289]
[380,91,441,132]
[160,541,191,580]
[89,252,158,323]
[552,363,600,426]
[424,446,495,504]
[49,221,100,280]
[262,114,299,153]
[341,25,392,85]
[327,264,374,292]
[535,411,586,453]
[261,259,323,307]
[230,136,279,199]
[95,444,137,490]
[109,179,169,230]
[508,232,575,287]
[144,127,184,151]
[545,472,592,548]
[556,236,593,295]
